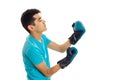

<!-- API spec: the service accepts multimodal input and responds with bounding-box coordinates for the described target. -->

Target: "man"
[21,8,85,80]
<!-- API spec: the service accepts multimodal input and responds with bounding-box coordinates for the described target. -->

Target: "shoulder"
[23,35,40,53]
[42,34,52,45]
[41,34,50,41]
[42,34,47,39]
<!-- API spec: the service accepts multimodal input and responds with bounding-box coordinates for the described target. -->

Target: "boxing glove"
[57,47,78,69]
[69,21,86,45]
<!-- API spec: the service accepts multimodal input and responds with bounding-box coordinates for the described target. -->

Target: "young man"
[21,8,85,80]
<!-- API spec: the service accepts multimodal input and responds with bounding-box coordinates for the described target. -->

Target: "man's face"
[32,13,47,33]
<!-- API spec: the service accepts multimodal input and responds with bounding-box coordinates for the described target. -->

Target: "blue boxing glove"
[57,47,78,69]
[69,21,86,45]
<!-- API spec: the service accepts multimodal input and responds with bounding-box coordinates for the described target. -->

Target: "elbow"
[43,69,54,78]
[42,72,52,78]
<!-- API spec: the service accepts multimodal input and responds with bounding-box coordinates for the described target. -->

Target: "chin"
[45,28,47,31]
[43,28,47,32]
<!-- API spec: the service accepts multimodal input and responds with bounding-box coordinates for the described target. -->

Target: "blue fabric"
[69,47,78,63]
[74,21,86,32]
[74,21,86,41]
[22,34,51,80]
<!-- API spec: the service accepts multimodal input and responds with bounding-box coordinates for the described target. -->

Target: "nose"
[42,19,46,23]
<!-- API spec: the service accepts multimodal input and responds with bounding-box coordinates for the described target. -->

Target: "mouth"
[43,23,47,29]
[44,24,46,28]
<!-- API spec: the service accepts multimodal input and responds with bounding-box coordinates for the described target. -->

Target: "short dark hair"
[21,9,40,33]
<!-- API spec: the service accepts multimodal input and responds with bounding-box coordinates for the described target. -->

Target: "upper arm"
[26,47,57,77]
[26,47,44,65]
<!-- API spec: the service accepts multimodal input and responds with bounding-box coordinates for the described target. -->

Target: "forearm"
[46,64,61,77]
[59,39,71,53]
[48,40,71,53]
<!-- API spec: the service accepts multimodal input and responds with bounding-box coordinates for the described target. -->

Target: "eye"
[37,17,42,22]
[38,19,42,22]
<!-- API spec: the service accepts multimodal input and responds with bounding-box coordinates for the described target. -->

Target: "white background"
[0,0,120,80]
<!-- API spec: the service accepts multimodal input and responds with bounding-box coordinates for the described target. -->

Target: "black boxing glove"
[57,47,78,69]
[69,21,86,45]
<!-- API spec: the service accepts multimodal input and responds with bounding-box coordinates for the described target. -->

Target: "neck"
[31,32,42,41]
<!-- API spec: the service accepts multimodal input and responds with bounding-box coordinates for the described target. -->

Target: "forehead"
[33,13,41,19]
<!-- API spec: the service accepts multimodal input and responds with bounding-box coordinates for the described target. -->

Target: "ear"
[28,25,34,32]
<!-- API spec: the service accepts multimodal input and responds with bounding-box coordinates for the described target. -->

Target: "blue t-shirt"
[22,34,52,80]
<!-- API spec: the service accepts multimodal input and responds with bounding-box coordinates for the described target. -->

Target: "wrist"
[57,64,62,69]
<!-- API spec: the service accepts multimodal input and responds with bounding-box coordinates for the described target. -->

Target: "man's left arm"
[48,39,71,53]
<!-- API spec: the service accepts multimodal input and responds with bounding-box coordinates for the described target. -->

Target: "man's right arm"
[35,47,78,77]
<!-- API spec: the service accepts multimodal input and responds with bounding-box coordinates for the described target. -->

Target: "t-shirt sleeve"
[26,47,44,65]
